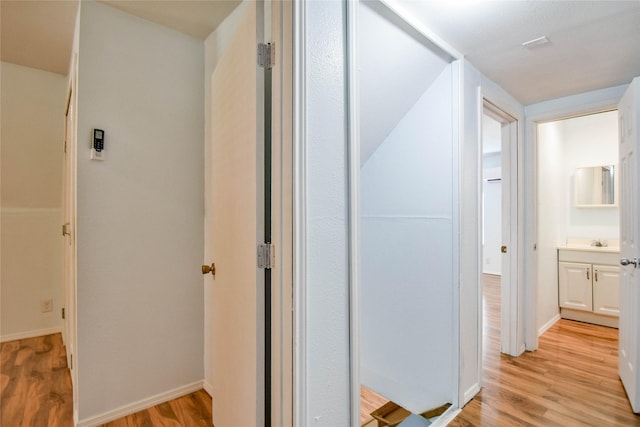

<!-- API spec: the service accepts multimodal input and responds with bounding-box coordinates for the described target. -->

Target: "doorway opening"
[536,110,620,336]
[355,0,459,425]
[480,99,518,364]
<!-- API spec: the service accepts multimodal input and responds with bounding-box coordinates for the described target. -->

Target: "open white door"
[62,76,78,417]
[619,76,640,413]
[207,2,264,425]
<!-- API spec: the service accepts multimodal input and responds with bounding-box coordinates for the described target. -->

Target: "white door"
[619,76,640,413]
[62,84,77,393]
[207,2,263,425]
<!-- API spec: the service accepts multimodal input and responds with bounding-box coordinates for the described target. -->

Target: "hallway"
[449,275,640,426]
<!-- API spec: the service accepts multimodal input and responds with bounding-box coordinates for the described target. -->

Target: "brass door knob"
[202,263,216,277]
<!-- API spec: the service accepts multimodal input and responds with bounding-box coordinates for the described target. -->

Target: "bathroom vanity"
[557,240,620,328]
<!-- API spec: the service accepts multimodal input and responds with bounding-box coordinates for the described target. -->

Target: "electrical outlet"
[41,298,53,313]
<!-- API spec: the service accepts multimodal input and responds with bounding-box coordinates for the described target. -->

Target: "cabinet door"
[559,262,593,311]
[593,264,620,317]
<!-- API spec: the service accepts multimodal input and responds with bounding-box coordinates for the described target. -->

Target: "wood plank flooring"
[1,333,73,426]
[100,389,212,427]
[361,385,389,425]
[449,274,640,426]
[6,276,640,426]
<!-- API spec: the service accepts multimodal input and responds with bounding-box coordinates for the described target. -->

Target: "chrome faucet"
[591,239,608,247]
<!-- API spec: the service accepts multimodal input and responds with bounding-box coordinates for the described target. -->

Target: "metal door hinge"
[62,307,65,319]
[257,43,274,69]
[258,243,275,269]
[70,354,73,369]
[62,223,71,236]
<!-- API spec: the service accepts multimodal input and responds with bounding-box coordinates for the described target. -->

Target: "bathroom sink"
[560,244,620,253]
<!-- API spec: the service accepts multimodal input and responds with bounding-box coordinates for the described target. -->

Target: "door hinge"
[257,43,274,69]
[257,243,275,269]
[62,223,71,237]
[70,354,73,370]
[62,307,65,320]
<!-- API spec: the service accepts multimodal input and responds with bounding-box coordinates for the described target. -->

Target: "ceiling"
[395,0,640,105]
[0,0,240,75]
[1,0,640,105]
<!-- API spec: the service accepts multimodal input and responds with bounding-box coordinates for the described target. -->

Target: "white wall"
[563,111,619,239]
[360,66,454,413]
[74,1,204,422]
[1,62,66,341]
[460,61,524,403]
[536,120,564,333]
[299,1,351,424]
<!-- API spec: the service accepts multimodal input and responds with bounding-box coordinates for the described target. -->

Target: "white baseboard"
[538,314,561,337]
[462,383,480,406]
[433,405,461,426]
[203,380,214,397]
[77,380,204,427]
[0,327,62,343]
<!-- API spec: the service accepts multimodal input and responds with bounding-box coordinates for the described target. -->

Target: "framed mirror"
[575,165,616,207]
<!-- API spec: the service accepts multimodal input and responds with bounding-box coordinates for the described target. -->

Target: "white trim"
[431,406,462,427]
[538,313,561,337]
[0,327,63,343]
[479,90,523,358]
[378,0,462,61]
[292,1,307,425]
[76,381,204,427]
[346,0,360,425]
[462,383,480,407]
[203,380,214,397]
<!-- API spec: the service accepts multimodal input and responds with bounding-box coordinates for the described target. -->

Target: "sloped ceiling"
[359,1,451,165]
[0,0,79,75]
[0,0,241,76]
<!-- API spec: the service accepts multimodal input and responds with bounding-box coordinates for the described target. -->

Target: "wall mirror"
[575,165,616,207]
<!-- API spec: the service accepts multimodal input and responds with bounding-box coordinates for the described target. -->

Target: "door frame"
[480,97,521,358]
[523,88,625,351]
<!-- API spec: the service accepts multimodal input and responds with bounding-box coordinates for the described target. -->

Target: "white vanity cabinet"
[557,248,620,328]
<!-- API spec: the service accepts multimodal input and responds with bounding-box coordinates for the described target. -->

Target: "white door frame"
[523,91,624,350]
[480,96,523,358]
[269,1,294,425]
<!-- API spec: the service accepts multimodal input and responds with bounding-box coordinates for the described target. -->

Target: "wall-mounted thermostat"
[90,128,105,160]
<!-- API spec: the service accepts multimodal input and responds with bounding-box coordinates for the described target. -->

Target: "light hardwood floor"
[449,274,640,426]
[5,278,640,426]
[1,333,73,426]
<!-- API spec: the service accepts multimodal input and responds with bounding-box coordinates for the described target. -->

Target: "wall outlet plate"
[41,298,53,313]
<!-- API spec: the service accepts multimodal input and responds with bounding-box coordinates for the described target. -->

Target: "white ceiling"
[0,0,240,76]
[394,0,640,105]
[1,0,640,105]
